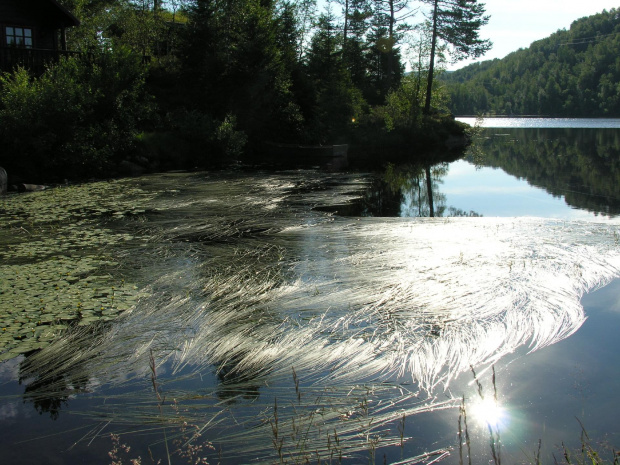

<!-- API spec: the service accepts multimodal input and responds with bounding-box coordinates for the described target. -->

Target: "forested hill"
[442,8,620,117]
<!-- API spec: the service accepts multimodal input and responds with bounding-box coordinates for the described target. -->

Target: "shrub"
[0,47,154,183]
[138,111,247,170]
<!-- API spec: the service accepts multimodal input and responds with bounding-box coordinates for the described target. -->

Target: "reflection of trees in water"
[19,352,90,420]
[382,163,443,217]
[383,163,481,218]
[311,162,481,218]
[478,128,620,216]
[215,354,261,403]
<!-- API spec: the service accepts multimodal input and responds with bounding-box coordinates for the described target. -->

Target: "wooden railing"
[0,47,80,74]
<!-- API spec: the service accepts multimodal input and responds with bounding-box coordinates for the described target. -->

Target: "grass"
[556,418,620,465]
[2,172,620,463]
[104,360,620,465]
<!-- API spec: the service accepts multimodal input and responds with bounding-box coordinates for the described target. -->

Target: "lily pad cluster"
[0,180,155,228]
[1,223,137,261]
[0,180,154,361]
[0,256,146,361]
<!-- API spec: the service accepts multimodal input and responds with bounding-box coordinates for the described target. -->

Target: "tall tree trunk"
[343,0,349,46]
[387,0,395,89]
[423,0,438,114]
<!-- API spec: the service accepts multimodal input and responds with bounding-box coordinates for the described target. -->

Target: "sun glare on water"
[5,173,620,461]
[469,396,508,429]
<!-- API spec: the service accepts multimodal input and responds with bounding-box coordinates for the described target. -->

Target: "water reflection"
[320,163,482,218]
[468,395,507,430]
[1,171,620,463]
[474,127,620,217]
[215,355,262,403]
[384,163,447,217]
[457,117,620,129]
[19,351,90,420]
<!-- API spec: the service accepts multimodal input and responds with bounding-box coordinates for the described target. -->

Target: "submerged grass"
[1,171,620,463]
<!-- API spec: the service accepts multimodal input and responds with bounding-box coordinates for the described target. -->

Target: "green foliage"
[112,1,167,57]
[429,0,491,61]
[59,0,169,56]
[181,0,305,145]
[420,0,491,114]
[363,4,406,105]
[366,71,451,134]
[304,11,368,143]
[139,111,248,169]
[351,73,466,164]
[380,73,426,131]
[371,0,409,92]
[2,0,475,181]
[0,48,154,182]
[443,8,620,116]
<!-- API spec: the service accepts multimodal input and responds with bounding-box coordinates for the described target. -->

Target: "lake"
[0,118,619,464]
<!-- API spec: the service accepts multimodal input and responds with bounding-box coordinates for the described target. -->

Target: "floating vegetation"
[0,180,155,360]
[0,257,143,359]
[1,171,620,463]
[0,180,155,228]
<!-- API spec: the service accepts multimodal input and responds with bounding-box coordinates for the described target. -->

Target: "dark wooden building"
[1,0,80,72]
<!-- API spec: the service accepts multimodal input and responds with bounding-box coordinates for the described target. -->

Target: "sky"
[446,0,620,70]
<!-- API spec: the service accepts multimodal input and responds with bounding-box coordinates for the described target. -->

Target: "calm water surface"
[377,120,620,221]
[457,117,620,128]
[0,119,619,464]
[441,160,607,219]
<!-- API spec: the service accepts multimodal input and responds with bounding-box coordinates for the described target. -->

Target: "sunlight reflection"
[10,173,620,460]
[469,396,509,430]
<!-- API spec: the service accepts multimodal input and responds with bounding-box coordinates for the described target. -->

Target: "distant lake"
[457,116,620,128]
[1,118,619,464]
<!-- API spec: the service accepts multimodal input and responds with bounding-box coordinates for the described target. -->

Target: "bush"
[138,110,247,170]
[348,74,468,167]
[0,47,154,182]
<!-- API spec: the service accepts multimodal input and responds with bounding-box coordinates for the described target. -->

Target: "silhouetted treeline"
[1,0,489,182]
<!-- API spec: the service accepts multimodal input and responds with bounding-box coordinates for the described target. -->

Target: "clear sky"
[447,0,620,70]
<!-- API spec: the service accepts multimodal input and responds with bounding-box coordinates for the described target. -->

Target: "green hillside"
[442,8,620,116]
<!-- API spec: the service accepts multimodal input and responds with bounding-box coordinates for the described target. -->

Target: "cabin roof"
[44,0,80,27]
[2,0,81,28]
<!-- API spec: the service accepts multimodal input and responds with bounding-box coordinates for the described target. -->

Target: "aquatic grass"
[554,419,620,465]
[3,171,620,462]
[469,365,501,465]
[149,349,172,465]
[458,395,471,465]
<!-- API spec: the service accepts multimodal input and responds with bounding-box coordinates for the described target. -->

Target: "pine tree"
[183,0,303,142]
[421,0,491,114]
[372,0,414,90]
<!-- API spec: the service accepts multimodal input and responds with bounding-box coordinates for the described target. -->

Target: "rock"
[17,183,47,192]
[119,160,146,176]
[0,167,6,195]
